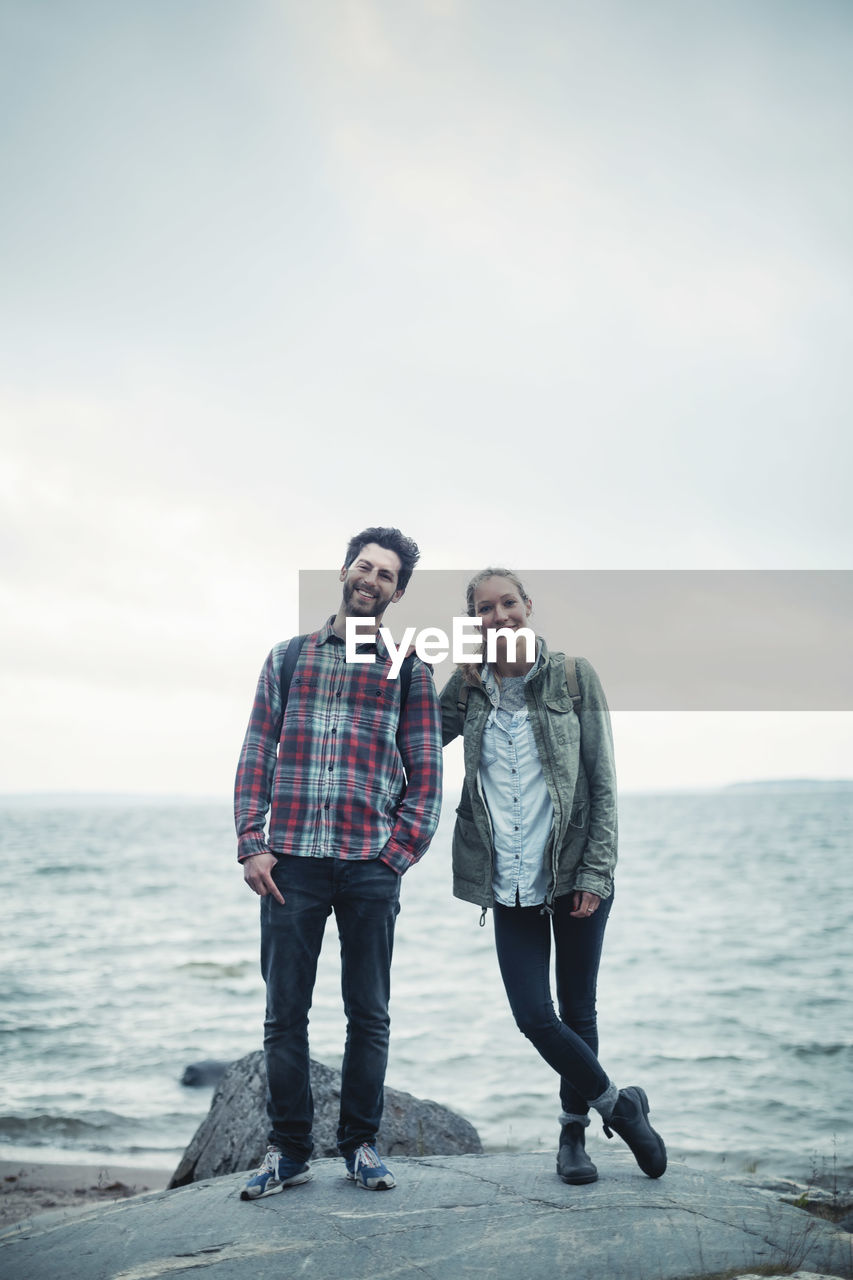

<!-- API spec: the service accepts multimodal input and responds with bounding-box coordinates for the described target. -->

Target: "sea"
[1,787,851,1190]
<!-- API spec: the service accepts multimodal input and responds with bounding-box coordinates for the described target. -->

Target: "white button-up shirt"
[478,653,554,907]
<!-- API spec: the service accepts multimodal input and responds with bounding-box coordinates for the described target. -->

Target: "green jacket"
[439,640,618,911]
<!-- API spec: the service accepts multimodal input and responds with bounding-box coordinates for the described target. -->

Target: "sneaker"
[240,1146,311,1200]
[345,1143,396,1190]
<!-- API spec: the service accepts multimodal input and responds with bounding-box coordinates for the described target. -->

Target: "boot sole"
[557,1169,598,1185]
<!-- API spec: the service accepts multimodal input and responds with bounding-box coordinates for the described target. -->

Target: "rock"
[5,1156,853,1280]
[169,1052,482,1187]
[731,1274,850,1280]
[180,1060,231,1088]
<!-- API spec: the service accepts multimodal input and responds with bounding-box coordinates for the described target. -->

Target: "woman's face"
[472,576,532,640]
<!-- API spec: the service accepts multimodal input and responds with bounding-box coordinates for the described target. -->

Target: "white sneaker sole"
[240,1168,312,1200]
[346,1172,396,1190]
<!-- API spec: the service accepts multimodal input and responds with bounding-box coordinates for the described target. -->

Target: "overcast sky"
[2,0,851,795]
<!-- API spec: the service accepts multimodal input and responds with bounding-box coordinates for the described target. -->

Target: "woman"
[440,568,666,1183]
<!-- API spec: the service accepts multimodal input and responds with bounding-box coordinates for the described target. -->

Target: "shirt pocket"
[353,680,396,727]
[478,718,499,768]
[283,674,320,732]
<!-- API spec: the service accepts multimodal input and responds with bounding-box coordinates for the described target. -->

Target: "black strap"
[456,656,580,725]
[279,635,415,712]
[279,634,308,708]
[399,652,415,706]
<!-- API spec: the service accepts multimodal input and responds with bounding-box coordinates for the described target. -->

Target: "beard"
[342,578,388,616]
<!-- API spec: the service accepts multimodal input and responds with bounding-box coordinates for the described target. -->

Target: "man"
[235,526,442,1198]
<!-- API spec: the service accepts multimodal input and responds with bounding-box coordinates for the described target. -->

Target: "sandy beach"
[0,1160,174,1229]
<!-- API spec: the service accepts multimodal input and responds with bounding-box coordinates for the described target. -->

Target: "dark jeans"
[260,854,401,1162]
[493,890,613,1116]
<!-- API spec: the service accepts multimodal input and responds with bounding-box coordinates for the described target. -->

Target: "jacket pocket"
[569,768,589,828]
[544,692,572,714]
[544,696,579,748]
[569,799,587,829]
[452,813,493,880]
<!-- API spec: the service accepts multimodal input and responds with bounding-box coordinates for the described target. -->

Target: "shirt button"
[336,691,342,698]
[514,825,519,831]
[327,765,333,772]
[324,802,330,809]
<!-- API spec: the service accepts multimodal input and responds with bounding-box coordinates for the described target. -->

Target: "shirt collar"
[317,617,339,645]
[480,637,544,702]
[317,616,390,658]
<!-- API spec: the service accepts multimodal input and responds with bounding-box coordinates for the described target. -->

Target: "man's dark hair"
[344,527,421,593]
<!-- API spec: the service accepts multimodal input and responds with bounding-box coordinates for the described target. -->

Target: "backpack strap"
[279,634,309,709]
[280,635,416,714]
[398,651,415,709]
[564,656,581,713]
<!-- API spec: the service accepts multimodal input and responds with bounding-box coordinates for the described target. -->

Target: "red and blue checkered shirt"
[234,618,443,874]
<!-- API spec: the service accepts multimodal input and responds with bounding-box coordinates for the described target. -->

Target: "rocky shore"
[0,1160,173,1229]
[2,1153,851,1280]
[3,1060,849,1278]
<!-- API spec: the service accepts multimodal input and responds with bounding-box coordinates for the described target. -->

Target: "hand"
[570,890,601,919]
[242,852,285,904]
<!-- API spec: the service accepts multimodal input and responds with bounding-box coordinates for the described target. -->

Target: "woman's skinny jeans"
[493,889,613,1116]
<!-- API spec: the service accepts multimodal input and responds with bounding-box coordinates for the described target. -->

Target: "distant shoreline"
[723,778,853,792]
[1,779,852,805]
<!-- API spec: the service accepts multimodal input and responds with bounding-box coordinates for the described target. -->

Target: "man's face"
[339,542,404,621]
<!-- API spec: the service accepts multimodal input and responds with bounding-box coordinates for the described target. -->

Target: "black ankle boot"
[557,1122,598,1185]
[603,1086,667,1178]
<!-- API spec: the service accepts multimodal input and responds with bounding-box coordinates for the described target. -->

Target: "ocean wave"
[790,1041,853,1060]
[0,1111,138,1144]
[176,961,252,979]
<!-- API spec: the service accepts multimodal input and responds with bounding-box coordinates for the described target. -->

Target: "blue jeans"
[493,890,613,1116]
[260,854,401,1162]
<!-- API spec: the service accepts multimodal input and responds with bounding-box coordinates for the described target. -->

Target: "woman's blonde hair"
[459,567,532,684]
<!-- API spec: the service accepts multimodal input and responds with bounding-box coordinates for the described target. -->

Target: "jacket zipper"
[471,688,496,923]
[529,678,564,909]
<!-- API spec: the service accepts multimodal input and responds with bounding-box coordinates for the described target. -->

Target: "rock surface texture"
[169,1052,483,1186]
[2,1155,851,1280]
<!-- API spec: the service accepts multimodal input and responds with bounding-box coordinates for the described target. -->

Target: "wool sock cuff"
[589,1081,619,1119]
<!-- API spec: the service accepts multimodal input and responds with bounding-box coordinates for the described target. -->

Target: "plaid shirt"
[234,618,443,874]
